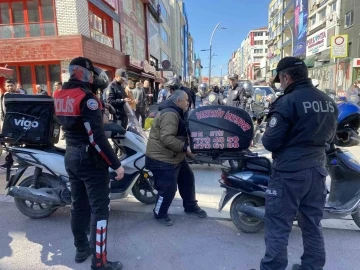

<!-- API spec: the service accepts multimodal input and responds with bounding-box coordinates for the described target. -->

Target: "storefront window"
[8,63,60,94]
[19,66,33,94]
[0,0,56,39]
[89,4,113,48]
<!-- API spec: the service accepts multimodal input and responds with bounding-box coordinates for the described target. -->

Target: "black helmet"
[228,73,239,80]
[165,78,180,90]
[93,66,109,91]
[213,86,220,93]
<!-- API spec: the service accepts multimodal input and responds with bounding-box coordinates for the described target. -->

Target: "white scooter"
[1,104,157,219]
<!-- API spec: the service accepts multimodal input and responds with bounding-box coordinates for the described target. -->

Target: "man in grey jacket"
[132,82,147,128]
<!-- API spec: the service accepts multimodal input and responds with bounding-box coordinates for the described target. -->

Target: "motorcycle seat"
[244,158,272,173]
[104,122,126,138]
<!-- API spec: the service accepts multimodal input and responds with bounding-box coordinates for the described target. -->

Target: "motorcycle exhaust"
[237,204,265,220]
[8,186,63,205]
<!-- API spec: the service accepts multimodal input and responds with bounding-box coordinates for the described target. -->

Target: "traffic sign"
[161,60,171,69]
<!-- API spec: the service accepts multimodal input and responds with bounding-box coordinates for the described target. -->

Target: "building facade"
[0,0,195,95]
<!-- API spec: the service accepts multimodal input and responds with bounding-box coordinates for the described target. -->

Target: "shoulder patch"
[87,99,99,110]
[269,117,277,127]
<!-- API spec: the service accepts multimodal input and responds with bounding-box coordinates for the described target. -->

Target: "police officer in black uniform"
[225,73,247,109]
[260,57,338,270]
[55,57,124,270]
[105,69,131,129]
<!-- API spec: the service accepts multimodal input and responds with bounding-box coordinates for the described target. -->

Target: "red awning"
[0,67,13,77]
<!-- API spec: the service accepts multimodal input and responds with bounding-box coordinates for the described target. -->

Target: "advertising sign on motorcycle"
[188,105,254,153]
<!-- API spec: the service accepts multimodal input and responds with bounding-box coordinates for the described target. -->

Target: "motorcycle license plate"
[218,190,227,212]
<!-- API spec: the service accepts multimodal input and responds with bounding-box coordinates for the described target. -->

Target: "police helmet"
[242,81,254,98]
[197,83,208,98]
[213,86,220,93]
[93,66,109,91]
[228,73,239,80]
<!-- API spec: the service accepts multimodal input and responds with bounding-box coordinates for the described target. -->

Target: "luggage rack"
[209,149,272,175]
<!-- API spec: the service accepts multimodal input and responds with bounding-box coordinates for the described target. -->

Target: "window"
[0,0,56,39]
[160,25,168,44]
[254,32,263,36]
[254,40,263,45]
[89,4,113,47]
[345,10,354,28]
[9,63,61,94]
[331,2,336,12]
[161,50,169,61]
[319,8,326,21]
[310,16,316,26]
[254,49,263,54]
[159,0,169,24]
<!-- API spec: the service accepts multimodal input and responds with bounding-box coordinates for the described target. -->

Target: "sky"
[184,0,269,77]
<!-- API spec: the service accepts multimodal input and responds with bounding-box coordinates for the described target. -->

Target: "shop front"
[352,58,360,84]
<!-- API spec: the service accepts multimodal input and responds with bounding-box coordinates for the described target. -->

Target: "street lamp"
[201,22,226,85]
[220,66,223,86]
[284,20,294,56]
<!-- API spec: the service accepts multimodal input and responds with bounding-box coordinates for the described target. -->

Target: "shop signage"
[331,35,348,58]
[130,56,143,68]
[353,58,360,68]
[306,29,327,56]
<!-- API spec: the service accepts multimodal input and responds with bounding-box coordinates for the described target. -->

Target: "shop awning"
[304,56,316,68]
[315,50,331,63]
[0,67,13,77]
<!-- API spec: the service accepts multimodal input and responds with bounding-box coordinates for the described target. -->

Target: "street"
[0,202,360,270]
[0,145,360,269]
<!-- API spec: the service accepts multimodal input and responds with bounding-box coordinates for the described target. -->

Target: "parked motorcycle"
[218,101,360,233]
[2,104,157,219]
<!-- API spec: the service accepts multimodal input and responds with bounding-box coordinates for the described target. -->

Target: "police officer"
[55,57,124,270]
[260,57,338,270]
[105,69,131,129]
[225,73,247,109]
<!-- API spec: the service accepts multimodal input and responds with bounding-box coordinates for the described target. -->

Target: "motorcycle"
[229,89,269,168]
[2,104,157,219]
[218,101,360,233]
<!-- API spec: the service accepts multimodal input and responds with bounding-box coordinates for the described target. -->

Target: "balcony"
[282,17,294,32]
[282,38,292,48]
[283,0,294,15]
[270,8,279,18]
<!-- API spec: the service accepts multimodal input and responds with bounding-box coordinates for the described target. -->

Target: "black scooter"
[218,102,360,233]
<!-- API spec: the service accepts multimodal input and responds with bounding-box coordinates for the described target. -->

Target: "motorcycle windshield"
[125,103,148,142]
[253,88,267,104]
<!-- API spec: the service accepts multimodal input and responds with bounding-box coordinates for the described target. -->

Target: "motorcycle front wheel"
[132,171,158,204]
[14,174,60,219]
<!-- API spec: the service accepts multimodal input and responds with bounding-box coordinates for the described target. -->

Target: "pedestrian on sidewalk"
[132,82,147,128]
[260,57,338,270]
[145,90,207,226]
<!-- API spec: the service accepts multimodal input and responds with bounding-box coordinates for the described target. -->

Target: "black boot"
[75,245,91,263]
[91,260,123,270]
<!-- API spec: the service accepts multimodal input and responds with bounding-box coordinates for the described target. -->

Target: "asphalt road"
[0,202,359,270]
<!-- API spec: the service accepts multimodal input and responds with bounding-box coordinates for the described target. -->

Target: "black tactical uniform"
[105,78,128,129]
[226,74,247,109]
[260,57,338,270]
[55,57,122,270]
